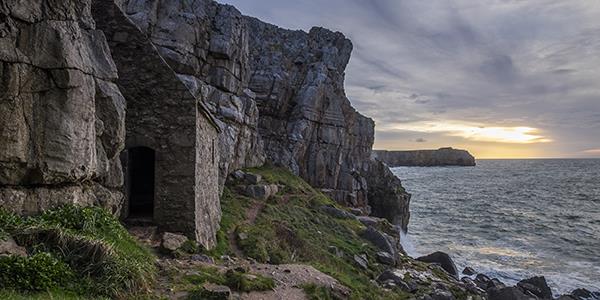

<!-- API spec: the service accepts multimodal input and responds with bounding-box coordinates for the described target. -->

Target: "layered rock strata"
[374,147,476,167]
[0,0,126,215]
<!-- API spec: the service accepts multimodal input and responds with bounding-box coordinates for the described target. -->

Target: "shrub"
[0,206,156,298]
[0,252,76,291]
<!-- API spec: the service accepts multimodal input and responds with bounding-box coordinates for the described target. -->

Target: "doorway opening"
[127,146,155,218]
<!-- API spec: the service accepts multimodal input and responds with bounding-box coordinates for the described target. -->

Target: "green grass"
[0,205,156,298]
[184,265,274,295]
[216,166,411,300]
[0,289,107,300]
[301,283,340,300]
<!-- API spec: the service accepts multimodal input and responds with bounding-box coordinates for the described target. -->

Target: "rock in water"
[462,266,476,276]
[517,276,552,299]
[487,286,531,300]
[416,252,459,279]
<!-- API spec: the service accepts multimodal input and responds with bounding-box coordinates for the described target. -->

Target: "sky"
[220,0,600,158]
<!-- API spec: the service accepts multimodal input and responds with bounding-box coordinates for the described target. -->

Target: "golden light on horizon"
[375,121,555,158]
[380,121,552,144]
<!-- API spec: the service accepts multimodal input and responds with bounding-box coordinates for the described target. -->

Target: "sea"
[391,159,600,295]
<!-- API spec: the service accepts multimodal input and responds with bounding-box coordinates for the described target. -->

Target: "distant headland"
[374,147,476,167]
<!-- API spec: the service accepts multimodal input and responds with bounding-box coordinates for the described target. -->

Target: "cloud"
[583,149,600,154]
[379,121,552,144]
[220,0,600,157]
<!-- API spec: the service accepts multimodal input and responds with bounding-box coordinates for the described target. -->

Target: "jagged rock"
[487,286,532,300]
[0,236,27,257]
[373,147,476,167]
[360,226,396,257]
[416,252,459,279]
[161,232,189,252]
[231,170,246,180]
[462,266,476,276]
[474,274,491,290]
[377,269,417,293]
[428,290,455,300]
[243,184,278,199]
[571,288,600,300]
[191,254,215,264]
[517,276,552,299]
[244,173,262,184]
[198,283,231,300]
[328,246,344,258]
[353,254,369,270]
[376,251,396,266]
[364,158,411,230]
[349,208,366,216]
[320,205,356,220]
[461,277,485,294]
[357,216,387,227]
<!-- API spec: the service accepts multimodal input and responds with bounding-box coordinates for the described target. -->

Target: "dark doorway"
[128,147,155,218]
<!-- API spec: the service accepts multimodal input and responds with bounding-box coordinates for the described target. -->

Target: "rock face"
[118,0,265,188]
[0,0,412,250]
[0,0,126,215]
[245,19,376,208]
[374,147,476,167]
[364,158,411,230]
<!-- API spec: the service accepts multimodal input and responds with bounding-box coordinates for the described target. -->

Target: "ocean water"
[391,159,600,294]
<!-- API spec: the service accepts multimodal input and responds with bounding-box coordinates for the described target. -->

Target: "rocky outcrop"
[0,0,125,215]
[364,158,411,231]
[246,19,375,208]
[374,147,476,167]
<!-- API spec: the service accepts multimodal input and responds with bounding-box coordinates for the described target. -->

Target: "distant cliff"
[374,147,476,167]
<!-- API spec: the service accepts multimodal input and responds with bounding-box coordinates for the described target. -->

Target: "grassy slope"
[214,166,412,300]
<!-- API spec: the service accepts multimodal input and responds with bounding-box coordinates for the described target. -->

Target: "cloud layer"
[221,0,600,158]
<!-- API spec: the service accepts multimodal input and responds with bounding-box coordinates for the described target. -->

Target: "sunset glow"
[380,121,552,144]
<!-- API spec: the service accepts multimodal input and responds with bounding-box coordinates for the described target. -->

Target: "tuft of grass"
[0,205,156,298]
[184,265,274,294]
[302,283,341,300]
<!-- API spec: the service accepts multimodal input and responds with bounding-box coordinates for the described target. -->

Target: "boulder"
[320,206,356,220]
[517,276,552,299]
[377,269,416,293]
[376,251,396,266]
[197,283,232,300]
[328,246,344,258]
[161,232,188,252]
[571,288,600,300]
[360,226,396,257]
[416,252,458,279]
[244,173,262,184]
[243,184,278,199]
[0,236,27,257]
[462,266,476,276]
[487,286,532,300]
[353,254,368,270]
[473,274,491,290]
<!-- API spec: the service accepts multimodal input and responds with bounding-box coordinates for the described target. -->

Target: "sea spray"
[398,229,419,258]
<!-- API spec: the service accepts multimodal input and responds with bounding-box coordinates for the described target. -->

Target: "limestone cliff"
[0,0,126,215]
[374,147,476,167]
[246,20,375,208]
[0,0,412,239]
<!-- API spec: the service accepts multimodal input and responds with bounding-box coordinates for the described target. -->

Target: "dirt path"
[228,199,266,259]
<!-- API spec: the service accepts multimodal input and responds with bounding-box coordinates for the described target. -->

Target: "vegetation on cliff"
[0,206,156,299]
[211,166,471,300]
